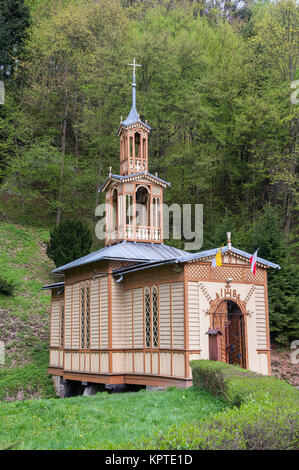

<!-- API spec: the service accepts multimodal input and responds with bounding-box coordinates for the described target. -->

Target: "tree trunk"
[95,151,102,211]
[56,96,69,226]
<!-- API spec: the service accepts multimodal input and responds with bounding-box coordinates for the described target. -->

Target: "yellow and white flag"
[212,245,223,267]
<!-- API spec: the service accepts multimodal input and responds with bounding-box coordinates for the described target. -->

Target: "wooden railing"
[106,225,161,243]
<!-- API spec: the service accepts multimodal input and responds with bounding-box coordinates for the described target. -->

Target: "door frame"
[209,294,249,369]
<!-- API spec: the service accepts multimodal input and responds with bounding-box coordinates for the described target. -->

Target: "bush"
[47,219,93,268]
[139,361,299,450]
[0,276,15,296]
[140,402,299,450]
[190,360,298,407]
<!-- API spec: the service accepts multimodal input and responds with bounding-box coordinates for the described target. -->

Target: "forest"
[0,0,298,345]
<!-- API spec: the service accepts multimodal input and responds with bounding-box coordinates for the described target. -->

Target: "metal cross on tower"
[127,57,141,77]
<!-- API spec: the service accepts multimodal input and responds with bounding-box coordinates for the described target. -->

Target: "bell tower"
[100,58,170,246]
[118,58,150,175]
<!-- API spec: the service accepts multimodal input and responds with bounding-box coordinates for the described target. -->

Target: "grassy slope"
[0,387,227,450]
[0,221,56,400]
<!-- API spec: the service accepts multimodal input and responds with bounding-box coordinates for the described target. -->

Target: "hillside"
[0,221,56,400]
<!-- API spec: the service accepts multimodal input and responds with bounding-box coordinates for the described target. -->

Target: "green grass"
[0,221,56,399]
[0,345,56,401]
[0,387,227,450]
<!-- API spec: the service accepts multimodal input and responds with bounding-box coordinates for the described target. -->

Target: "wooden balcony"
[106,224,161,244]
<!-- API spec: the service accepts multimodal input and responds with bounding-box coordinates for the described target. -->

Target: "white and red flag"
[250,248,259,275]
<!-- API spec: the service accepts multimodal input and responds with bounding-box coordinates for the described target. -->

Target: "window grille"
[152,285,158,347]
[60,301,64,347]
[80,281,91,349]
[144,285,159,349]
[145,286,151,348]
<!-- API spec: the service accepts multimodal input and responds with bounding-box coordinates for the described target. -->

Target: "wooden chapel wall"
[185,257,271,375]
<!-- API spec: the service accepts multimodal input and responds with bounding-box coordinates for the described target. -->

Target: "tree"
[0,0,30,80]
[47,220,93,268]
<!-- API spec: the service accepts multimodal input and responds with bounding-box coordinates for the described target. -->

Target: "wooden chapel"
[43,59,280,392]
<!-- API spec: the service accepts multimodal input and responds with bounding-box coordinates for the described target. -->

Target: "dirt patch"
[271,345,299,387]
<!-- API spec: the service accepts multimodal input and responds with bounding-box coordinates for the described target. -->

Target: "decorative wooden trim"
[58,347,200,354]
[183,265,189,378]
[170,282,173,376]
[208,293,249,370]
[124,279,183,291]
[142,286,145,374]
[108,263,112,373]
[157,284,160,375]
[263,270,271,375]
[257,349,271,353]
[98,278,101,349]
[132,289,135,373]
[48,369,192,389]
[187,278,264,286]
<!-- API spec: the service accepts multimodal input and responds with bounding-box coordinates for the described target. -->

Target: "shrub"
[140,402,299,450]
[139,361,299,450]
[47,219,93,268]
[0,276,15,296]
[190,359,299,407]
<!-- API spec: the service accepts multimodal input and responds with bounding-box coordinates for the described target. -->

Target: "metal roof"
[52,241,188,274]
[42,281,65,290]
[99,171,170,193]
[112,245,281,276]
[178,246,281,269]
[118,70,151,132]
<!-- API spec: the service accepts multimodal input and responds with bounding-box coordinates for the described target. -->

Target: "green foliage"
[0,276,15,296]
[139,360,299,450]
[0,0,30,80]
[47,220,93,268]
[190,359,299,407]
[0,0,298,343]
[0,344,55,401]
[0,386,226,449]
[140,402,299,450]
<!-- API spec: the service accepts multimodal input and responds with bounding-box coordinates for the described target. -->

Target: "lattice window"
[60,301,64,347]
[80,283,85,349]
[85,283,90,349]
[80,281,91,349]
[144,285,159,349]
[145,286,151,348]
[152,285,159,348]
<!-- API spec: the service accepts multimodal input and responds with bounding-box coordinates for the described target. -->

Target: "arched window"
[136,185,149,226]
[144,285,159,349]
[60,300,64,347]
[145,286,151,348]
[112,188,118,231]
[80,281,90,349]
[135,132,141,158]
[152,197,160,227]
[152,285,159,348]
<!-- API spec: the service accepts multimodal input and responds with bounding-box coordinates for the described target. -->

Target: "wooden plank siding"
[100,277,109,348]
[187,281,200,350]
[171,282,184,349]
[159,283,171,348]
[50,300,60,348]
[255,285,268,349]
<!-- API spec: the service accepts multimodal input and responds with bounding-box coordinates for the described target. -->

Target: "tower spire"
[123,58,141,126]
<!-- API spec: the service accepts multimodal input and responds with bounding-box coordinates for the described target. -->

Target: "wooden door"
[227,302,246,368]
[212,300,228,363]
